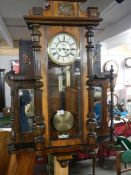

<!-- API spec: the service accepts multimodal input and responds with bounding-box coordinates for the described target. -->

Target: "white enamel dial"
[48,33,79,65]
[125,57,131,68]
[104,60,119,74]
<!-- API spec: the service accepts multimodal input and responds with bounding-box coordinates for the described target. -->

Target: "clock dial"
[104,60,119,74]
[107,93,118,106]
[48,33,79,65]
[125,57,131,68]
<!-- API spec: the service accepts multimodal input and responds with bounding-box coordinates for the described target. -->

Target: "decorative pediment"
[28,1,100,19]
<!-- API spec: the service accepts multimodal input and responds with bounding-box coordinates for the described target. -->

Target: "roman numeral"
[70,52,75,56]
[51,48,56,50]
[52,52,57,56]
[63,35,65,41]
[70,42,75,46]
[57,37,61,42]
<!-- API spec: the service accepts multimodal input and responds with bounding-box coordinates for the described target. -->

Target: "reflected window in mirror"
[94,86,102,127]
[19,89,34,133]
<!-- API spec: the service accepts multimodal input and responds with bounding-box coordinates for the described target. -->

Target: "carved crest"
[58,2,74,16]
[22,53,31,66]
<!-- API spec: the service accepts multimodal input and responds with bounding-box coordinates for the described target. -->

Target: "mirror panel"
[94,86,102,127]
[19,89,34,133]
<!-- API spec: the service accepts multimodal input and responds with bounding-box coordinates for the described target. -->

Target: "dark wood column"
[86,26,97,151]
[109,65,115,141]
[0,69,5,112]
[31,24,45,158]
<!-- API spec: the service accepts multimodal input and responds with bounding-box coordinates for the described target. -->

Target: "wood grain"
[0,132,10,175]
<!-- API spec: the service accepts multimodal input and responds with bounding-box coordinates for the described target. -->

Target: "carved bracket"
[57,155,73,168]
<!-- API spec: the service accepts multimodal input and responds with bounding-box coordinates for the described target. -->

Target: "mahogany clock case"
[5,1,111,156]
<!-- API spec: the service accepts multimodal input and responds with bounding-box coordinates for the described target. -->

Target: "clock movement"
[5,0,111,169]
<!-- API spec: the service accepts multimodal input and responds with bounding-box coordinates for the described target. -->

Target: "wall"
[0,54,19,107]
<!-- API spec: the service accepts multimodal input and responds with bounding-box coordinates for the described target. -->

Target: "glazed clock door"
[41,26,83,143]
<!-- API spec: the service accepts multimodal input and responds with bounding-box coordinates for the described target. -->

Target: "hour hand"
[63,48,68,54]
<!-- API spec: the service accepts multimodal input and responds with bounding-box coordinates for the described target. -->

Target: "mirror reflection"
[94,86,102,127]
[19,89,34,133]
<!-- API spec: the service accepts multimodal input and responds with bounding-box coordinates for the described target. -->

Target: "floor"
[43,156,131,175]
[70,157,131,175]
[1,131,131,175]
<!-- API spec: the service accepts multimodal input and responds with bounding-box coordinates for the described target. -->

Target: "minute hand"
[63,48,76,54]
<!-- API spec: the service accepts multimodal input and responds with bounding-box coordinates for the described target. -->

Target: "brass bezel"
[104,60,119,74]
[47,32,79,66]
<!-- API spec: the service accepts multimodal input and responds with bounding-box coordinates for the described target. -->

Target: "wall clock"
[6,0,102,167]
[104,60,119,74]
[125,57,131,68]
[107,93,118,106]
[48,32,79,66]
[24,0,102,160]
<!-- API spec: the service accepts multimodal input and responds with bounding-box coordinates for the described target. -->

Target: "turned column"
[31,24,45,157]
[110,65,115,141]
[86,26,97,151]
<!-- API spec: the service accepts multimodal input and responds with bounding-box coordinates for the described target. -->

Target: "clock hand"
[64,48,76,51]
[63,48,68,54]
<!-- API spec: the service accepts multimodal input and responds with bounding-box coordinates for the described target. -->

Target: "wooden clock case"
[5,0,111,164]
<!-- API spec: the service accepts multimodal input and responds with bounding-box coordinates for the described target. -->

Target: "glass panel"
[48,59,81,140]
[94,86,102,127]
[19,89,34,133]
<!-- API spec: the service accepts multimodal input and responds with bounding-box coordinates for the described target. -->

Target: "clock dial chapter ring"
[48,32,79,66]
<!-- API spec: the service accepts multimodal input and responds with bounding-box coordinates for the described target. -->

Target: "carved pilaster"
[86,26,95,78]
[31,24,45,157]
[86,26,97,150]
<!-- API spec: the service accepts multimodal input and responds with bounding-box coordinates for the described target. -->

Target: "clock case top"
[24,1,102,27]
